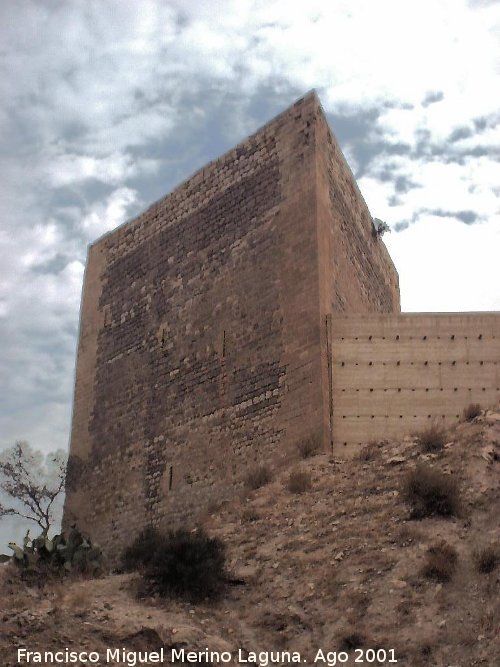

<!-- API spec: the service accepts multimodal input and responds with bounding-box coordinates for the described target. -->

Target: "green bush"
[0,527,103,581]
[402,464,460,519]
[142,528,226,602]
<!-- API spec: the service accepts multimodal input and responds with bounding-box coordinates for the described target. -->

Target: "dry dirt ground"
[1,408,499,667]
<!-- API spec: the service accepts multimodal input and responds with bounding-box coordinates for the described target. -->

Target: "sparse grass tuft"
[241,507,260,523]
[245,465,273,490]
[473,544,499,574]
[287,470,312,494]
[421,541,458,582]
[401,463,460,519]
[463,403,482,422]
[357,441,380,461]
[297,434,322,459]
[416,424,447,453]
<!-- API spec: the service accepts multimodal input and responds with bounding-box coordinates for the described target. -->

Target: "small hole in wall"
[451,335,455,340]
[168,466,173,491]
[478,334,482,340]
[423,335,427,340]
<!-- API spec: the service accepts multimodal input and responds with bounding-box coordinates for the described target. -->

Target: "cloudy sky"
[0,0,499,542]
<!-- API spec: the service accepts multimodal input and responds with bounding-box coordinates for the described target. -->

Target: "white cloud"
[81,187,138,238]
[385,216,500,311]
[46,152,160,187]
[359,153,500,228]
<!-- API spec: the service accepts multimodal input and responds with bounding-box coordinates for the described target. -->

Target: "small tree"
[0,441,67,535]
[373,218,391,238]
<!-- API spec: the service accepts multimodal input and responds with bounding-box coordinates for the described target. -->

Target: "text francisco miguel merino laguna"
[17,647,399,666]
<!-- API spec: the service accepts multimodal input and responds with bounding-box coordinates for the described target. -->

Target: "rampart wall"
[330,313,500,453]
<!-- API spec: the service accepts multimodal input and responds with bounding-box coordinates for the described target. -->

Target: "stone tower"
[64,91,400,559]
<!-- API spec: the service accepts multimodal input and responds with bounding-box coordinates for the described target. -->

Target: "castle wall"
[65,90,497,560]
[330,313,500,452]
[64,93,326,560]
[314,101,401,448]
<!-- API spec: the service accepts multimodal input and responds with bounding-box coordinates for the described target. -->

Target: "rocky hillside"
[1,407,499,667]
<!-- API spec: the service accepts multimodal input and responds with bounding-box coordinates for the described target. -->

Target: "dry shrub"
[338,632,365,651]
[241,507,260,523]
[297,434,321,459]
[287,470,312,494]
[121,526,163,572]
[140,528,227,602]
[421,541,458,582]
[463,403,482,422]
[396,524,423,547]
[473,544,499,574]
[416,424,447,453]
[245,465,273,490]
[358,441,379,461]
[402,464,460,519]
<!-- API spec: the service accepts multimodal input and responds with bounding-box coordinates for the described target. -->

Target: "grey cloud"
[394,176,420,194]
[422,91,444,107]
[421,209,481,225]
[448,127,474,142]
